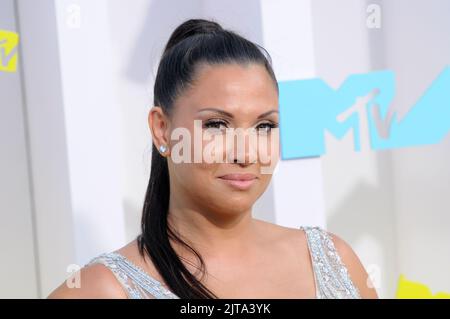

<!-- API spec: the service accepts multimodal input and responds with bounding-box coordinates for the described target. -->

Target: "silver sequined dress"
[86,226,361,299]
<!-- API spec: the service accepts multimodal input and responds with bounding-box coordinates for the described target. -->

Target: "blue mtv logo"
[279,66,450,159]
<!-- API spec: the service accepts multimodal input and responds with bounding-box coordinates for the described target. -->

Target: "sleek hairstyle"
[137,18,278,299]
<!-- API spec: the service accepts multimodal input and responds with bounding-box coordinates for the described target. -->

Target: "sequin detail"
[86,252,180,299]
[300,226,361,299]
[86,226,361,299]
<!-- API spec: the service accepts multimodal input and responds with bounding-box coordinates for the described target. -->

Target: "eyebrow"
[197,107,278,119]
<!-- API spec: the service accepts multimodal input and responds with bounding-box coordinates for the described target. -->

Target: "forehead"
[174,63,278,116]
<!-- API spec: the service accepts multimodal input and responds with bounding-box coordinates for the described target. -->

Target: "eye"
[203,119,228,131]
[256,122,278,133]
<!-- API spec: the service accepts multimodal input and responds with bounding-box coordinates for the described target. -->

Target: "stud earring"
[159,144,168,154]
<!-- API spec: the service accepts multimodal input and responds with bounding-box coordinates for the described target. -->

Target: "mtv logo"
[278,67,450,159]
[0,29,19,72]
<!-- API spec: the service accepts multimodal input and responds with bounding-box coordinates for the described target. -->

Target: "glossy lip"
[217,173,258,191]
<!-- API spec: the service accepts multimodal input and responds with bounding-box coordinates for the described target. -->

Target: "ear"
[148,106,171,156]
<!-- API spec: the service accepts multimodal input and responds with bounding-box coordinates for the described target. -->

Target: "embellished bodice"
[86,226,361,299]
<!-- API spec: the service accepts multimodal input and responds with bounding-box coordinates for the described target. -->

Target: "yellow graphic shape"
[0,29,19,72]
[396,274,450,299]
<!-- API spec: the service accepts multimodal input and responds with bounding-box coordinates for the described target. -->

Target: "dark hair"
[137,18,278,299]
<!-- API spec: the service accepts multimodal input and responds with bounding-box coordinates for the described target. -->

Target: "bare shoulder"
[325,230,379,299]
[47,262,128,299]
[252,219,310,254]
[253,220,379,298]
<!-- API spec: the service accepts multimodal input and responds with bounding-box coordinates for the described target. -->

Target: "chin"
[219,193,256,213]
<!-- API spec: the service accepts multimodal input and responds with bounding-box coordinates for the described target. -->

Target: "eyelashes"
[203,119,279,133]
[203,119,228,131]
[256,122,279,133]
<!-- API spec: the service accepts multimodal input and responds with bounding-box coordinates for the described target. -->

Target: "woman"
[49,18,378,299]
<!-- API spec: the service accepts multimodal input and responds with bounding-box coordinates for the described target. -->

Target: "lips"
[218,173,257,190]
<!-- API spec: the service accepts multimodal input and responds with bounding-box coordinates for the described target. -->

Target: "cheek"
[173,162,212,183]
[255,133,280,174]
[258,173,273,187]
[171,162,219,196]
[252,174,273,203]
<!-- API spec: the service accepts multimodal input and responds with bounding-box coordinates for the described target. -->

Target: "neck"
[167,200,256,257]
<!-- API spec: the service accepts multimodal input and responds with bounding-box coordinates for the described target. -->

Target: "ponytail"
[137,18,277,298]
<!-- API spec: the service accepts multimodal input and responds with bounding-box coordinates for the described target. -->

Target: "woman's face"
[152,63,280,216]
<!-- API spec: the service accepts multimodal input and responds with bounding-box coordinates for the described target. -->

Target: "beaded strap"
[86,252,180,299]
[300,226,361,299]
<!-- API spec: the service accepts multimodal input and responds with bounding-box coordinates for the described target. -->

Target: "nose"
[226,128,258,166]
[232,157,256,166]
